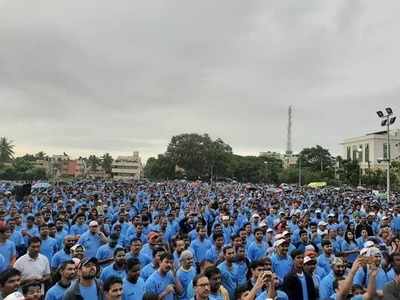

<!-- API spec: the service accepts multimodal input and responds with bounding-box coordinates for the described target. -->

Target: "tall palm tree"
[35,151,47,160]
[101,153,113,174]
[88,155,101,172]
[0,137,15,164]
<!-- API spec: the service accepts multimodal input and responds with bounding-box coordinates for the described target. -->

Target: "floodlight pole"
[386,115,391,203]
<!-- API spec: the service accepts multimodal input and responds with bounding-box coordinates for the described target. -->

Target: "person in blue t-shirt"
[190,225,212,264]
[69,214,89,237]
[103,276,123,300]
[145,252,183,300]
[78,221,108,258]
[176,250,196,300]
[247,228,267,262]
[63,257,102,300]
[123,257,145,300]
[96,233,121,267]
[125,238,152,268]
[0,222,17,269]
[51,236,75,271]
[39,224,58,263]
[100,247,127,283]
[217,245,240,300]
[45,260,76,300]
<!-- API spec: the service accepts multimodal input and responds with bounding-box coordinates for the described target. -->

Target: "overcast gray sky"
[1,0,399,162]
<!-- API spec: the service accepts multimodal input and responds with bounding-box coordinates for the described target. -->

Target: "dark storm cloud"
[1,0,399,160]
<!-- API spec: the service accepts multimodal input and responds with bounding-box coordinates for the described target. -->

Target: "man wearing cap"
[303,255,320,290]
[271,238,293,282]
[140,232,161,260]
[319,257,346,300]
[353,247,394,291]
[78,221,108,259]
[63,257,103,300]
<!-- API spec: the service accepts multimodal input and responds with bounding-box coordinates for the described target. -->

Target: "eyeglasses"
[197,283,210,288]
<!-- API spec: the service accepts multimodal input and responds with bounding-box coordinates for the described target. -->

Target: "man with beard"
[54,219,69,249]
[302,256,320,291]
[247,228,267,262]
[14,237,51,287]
[317,240,334,277]
[45,260,76,300]
[69,214,88,237]
[205,233,225,265]
[140,232,161,260]
[100,248,127,282]
[141,247,165,281]
[103,277,123,300]
[39,224,58,263]
[51,235,75,271]
[203,266,229,300]
[172,236,188,269]
[217,245,240,300]
[282,250,316,300]
[63,257,103,300]
[176,250,196,300]
[122,258,145,300]
[145,252,183,300]
[190,225,212,265]
[271,239,293,282]
[319,257,346,300]
[78,221,109,259]
[0,268,22,300]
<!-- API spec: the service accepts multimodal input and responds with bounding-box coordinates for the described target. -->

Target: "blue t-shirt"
[45,282,69,300]
[177,267,196,300]
[40,237,58,262]
[141,263,157,281]
[145,271,176,300]
[217,261,239,300]
[100,263,127,282]
[271,253,293,281]
[122,277,145,300]
[79,282,99,300]
[0,240,16,267]
[247,241,267,262]
[255,290,289,300]
[190,238,212,263]
[78,231,104,258]
[51,249,72,269]
[0,253,5,272]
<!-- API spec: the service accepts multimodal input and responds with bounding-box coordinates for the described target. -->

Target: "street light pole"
[376,108,396,203]
[298,158,302,187]
[386,115,391,203]
[358,148,362,187]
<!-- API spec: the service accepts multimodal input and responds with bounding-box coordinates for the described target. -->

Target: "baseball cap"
[274,239,287,247]
[266,228,274,233]
[304,256,315,264]
[331,257,345,266]
[259,221,267,227]
[252,213,260,219]
[78,257,98,268]
[221,215,229,221]
[89,221,98,227]
[148,231,160,241]
[364,241,375,248]
[318,221,328,226]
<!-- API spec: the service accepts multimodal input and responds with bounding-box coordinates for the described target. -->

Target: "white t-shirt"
[14,253,50,280]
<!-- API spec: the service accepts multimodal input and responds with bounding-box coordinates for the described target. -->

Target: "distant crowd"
[0,180,399,300]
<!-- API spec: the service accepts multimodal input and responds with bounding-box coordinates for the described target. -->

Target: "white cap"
[366,247,381,257]
[305,244,316,252]
[328,213,335,217]
[252,213,260,219]
[266,228,274,233]
[315,209,321,213]
[259,221,267,227]
[221,215,229,221]
[304,256,314,264]
[318,221,328,226]
[368,212,376,216]
[364,241,375,248]
[275,233,284,240]
[282,230,290,236]
[89,221,98,227]
[382,216,390,220]
[274,239,286,247]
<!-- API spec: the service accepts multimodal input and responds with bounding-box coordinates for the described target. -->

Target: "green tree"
[35,151,47,160]
[101,153,113,174]
[87,155,101,172]
[144,154,176,180]
[166,133,232,180]
[298,145,334,172]
[0,137,15,164]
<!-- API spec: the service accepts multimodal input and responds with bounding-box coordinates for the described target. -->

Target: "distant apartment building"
[49,154,87,178]
[341,129,400,171]
[112,151,143,180]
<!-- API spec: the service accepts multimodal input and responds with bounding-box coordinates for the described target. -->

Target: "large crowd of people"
[0,180,399,300]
